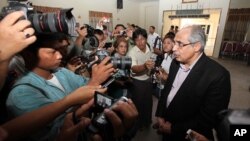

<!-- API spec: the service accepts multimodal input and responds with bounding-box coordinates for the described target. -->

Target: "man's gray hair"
[184,25,206,52]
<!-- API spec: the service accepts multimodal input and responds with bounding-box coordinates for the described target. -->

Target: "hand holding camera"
[105,98,138,137]
[112,30,120,38]
[76,26,88,38]
[88,96,129,133]
[1,1,77,36]
[0,0,78,62]
[104,42,112,49]
[155,67,168,81]
[0,11,36,62]
[145,59,155,70]
[64,85,106,106]
[83,48,131,85]
[88,56,115,86]
[66,56,83,72]
[88,92,138,139]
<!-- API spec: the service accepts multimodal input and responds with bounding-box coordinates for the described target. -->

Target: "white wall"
[139,1,159,31]
[0,0,8,10]
[28,0,140,28]
[158,0,231,58]
[2,0,249,57]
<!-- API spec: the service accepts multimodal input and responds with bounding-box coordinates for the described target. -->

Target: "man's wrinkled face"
[172,28,201,65]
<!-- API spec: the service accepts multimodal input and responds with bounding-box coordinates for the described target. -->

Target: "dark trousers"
[129,78,153,128]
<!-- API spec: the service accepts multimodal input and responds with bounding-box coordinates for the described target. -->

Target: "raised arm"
[0,11,36,89]
[2,85,105,141]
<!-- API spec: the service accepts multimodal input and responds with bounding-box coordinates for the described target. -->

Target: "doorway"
[162,9,221,56]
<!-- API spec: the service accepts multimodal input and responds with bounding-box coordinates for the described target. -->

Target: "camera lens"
[29,8,76,36]
[111,56,132,70]
[89,36,99,47]
[82,24,99,49]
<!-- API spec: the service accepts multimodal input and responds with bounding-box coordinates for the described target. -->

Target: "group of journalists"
[0,1,234,141]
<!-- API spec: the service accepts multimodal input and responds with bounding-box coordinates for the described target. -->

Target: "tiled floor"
[132,57,250,141]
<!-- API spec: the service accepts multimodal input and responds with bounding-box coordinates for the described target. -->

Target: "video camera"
[104,42,112,49]
[120,30,127,36]
[96,49,132,70]
[79,49,132,73]
[149,54,164,75]
[77,49,132,89]
[148,54,164,89]
[81,24,99,49]
[0,0,77,36]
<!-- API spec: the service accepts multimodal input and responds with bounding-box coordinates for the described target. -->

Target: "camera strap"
[153,36,162,51]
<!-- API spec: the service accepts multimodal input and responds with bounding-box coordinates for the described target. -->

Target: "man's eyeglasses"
[174,41,199,48]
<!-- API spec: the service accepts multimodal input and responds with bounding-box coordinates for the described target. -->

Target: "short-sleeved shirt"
[161,53,174,73]
[147,32,159,51]
[6,68,88,141]
[127,45,153,80]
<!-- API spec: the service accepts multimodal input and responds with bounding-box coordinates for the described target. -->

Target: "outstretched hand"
[88,56,115,86]
[65,85,106,105]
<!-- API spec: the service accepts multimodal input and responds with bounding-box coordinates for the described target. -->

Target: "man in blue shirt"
[6,33,115,140]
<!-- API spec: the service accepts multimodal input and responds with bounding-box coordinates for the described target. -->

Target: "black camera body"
[96,49,132,70]
[80,49,132,72]
[0,0,77,36]
[150,54,164,75]
[81,24,95,37]
[0,1,29,19]
[148,54,164,85]
[88,93,128,134]
[104,42,112,49]
[120,30,127,36]
[81,24,99,49]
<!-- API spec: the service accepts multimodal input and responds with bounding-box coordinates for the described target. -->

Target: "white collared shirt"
[161,53,174,73]
[147,32,159,51]
[127,45,153,80]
